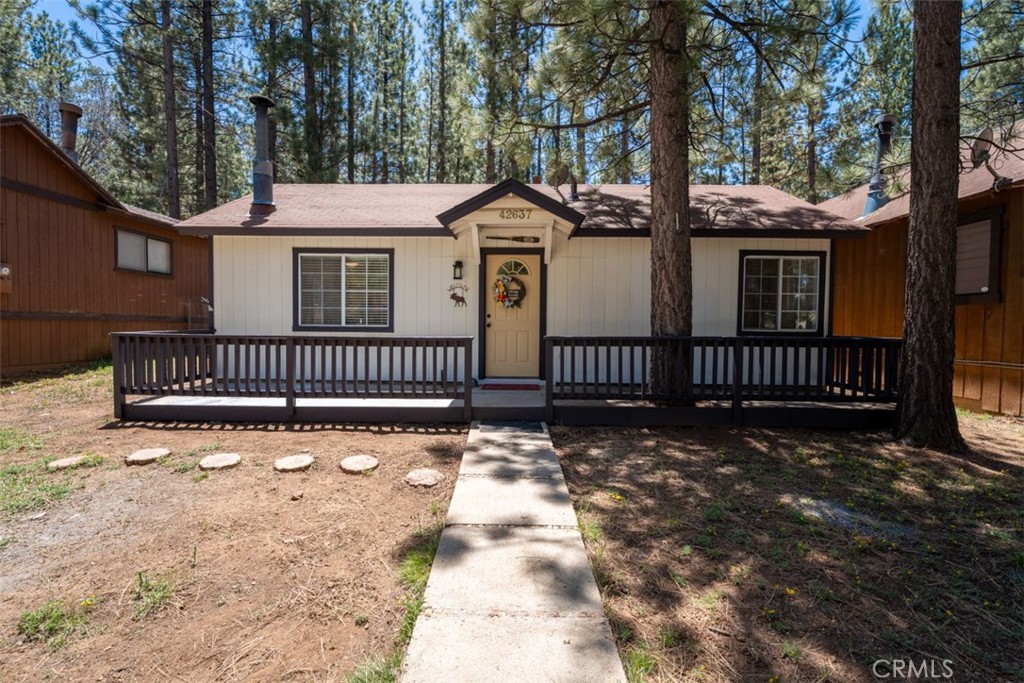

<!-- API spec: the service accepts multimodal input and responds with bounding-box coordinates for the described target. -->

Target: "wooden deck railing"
[112,332,473,420]
[544,336,901,419]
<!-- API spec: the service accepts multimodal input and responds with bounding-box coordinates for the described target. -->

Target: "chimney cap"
[874,113,897,127]
[249,94,275,108]
[59,102,83,117]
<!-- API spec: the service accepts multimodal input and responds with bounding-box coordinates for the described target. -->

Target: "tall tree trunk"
[201,0,216,209]
[649,0,693,397]
[346,16,356,183]
[895,0,966,453]
[619,115,630,183]
[398,39,407,184]
[300,0,320,182]
[436,0,447,183]
[268,14,278,182]
[806,105,817,204]
[160,0,180,219]
[575,125,586,182]
[193,52,203,211]
[484,8,497,183]
[751,7,763,185]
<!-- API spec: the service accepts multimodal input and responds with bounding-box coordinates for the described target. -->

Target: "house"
[110,98,903,426]
[0,106,210,374]
[821,121,1024,417]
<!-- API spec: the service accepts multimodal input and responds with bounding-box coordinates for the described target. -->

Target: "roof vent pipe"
[569,175,580,201]
[249,94,276,215]
[58,102,83,162]
[863,113,898,217]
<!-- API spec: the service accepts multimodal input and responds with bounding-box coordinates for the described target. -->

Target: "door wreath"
[493,275,526,308]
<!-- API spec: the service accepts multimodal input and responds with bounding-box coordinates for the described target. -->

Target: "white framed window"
[116,228,172,275]
[295,250,392,330]
[740,253,824,334]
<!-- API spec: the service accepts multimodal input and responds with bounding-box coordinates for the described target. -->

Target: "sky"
[34,0,880,72]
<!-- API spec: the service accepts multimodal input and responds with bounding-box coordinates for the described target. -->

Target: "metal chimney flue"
[58,102,83,162]
[249,94,276,215]
[863,113,897,217]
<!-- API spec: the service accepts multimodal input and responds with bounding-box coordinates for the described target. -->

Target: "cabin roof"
[177,180,867,238]
[819,123,1024,225]
[0,113,178,229]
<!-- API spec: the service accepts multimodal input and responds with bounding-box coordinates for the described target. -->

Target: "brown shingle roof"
[177,181,867,237]
[819,125,1024,225]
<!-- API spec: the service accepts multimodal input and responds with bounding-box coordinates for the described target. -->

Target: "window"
[955,208,1002,304]
[116,229,172,275]
[295,250,392,330]
[740,253,824,334]
[497,259,530,276]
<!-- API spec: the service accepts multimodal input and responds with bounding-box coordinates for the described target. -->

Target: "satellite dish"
[548,164,570,188]
[971,125,1013,191]
[971,127,993,168]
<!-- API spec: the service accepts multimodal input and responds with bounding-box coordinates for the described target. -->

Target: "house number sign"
[497,209,533,220]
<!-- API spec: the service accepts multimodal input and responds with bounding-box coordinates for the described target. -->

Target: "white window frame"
[293,249,393,332]
[739,252,825,335]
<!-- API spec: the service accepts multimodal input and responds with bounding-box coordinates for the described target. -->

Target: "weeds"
[0,428,42,453]
[1,461,71,513]
[624,641,656,683]
[134,571,176,619]
[347,521,443,682]
[17,600,85,649]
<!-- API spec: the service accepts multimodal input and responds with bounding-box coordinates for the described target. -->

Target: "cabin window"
[295,250,393,331]
[116,229,172,275]
[955,209,1001,304]
[739,253,824,334]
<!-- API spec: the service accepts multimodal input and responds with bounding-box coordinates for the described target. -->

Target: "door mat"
[479,384,541,391]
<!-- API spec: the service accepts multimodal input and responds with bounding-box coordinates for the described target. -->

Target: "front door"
[485,253,541,377]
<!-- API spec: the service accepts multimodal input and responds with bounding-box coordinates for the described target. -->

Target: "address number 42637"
[498,209,533,220]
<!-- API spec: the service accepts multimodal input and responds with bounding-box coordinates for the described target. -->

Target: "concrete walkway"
[402,421,627,683]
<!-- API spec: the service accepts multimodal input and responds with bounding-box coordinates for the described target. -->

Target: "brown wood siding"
[1,124,210,374]
[831,187,1023,416]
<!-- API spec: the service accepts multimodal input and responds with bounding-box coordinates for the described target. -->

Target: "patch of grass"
[346,652,402,683]
[624,641,657,683]
[703,504,724,523]
[577,502,603,543]
[17,600,85,649]
[0,536,12,551]
[1,462,71,514]
[0,427,43,453]
[170,459,200,474]
[133,571,176,619]
[192,471,209,482]
[347,522,443,682]
[780,640,803,661]
[354,613,369,627]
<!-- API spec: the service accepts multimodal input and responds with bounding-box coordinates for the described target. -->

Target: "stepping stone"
[340,455,379,474]
[404,468,444,488]
[125,447,170,466]
[199,453,241,471]
[274,454,315,473]
[47,456,87,471]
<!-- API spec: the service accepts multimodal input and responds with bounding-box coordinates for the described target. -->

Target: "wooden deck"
[111,333,901,428]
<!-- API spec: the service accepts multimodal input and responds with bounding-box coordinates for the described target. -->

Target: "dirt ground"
[551,416,1024,683]
[0,363,465,683]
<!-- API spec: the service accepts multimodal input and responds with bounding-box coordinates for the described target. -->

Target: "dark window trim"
[955,205,1004,306]
[478,247,547,379]
[736,250,827,337]
[291,247,395,333]
[114,226,174,277]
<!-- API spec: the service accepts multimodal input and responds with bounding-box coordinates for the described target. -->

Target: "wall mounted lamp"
[453,260,464,280]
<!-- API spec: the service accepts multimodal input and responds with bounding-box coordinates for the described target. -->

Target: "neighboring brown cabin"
[0,109,209,374]
[822,140,1023,416]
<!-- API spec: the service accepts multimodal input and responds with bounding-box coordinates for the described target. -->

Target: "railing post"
[285,338,296,420]
[731,339,743,425]
[111,334,125,419]
[463,339,473,422]
[545,338,555,424]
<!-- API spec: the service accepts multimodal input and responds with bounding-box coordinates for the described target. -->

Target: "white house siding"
[213,234,830,382]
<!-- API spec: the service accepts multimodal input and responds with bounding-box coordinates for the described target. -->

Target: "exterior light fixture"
[453,260,464,280]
